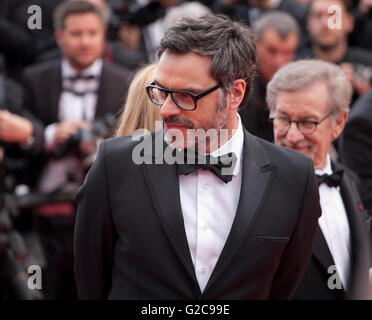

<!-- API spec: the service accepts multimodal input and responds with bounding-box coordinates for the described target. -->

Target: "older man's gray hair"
[253,10,300,40]
[266,59,352,118]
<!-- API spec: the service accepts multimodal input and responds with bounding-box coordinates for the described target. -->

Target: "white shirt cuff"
[44,123,57,151]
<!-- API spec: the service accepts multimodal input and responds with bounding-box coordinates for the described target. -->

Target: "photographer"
[22,0,130,299]
[0,54,45,300]
[0,53,44,188]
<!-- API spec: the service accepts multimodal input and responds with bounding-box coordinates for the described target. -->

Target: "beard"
[163,91,230,152]
[313,35,341,52]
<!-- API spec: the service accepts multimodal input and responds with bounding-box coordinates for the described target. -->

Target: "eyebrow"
[152,80,202,94]
[277,112,319,121]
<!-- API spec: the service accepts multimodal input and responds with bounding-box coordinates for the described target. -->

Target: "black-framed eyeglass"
[269,110,334,135]
[145,82,222,111]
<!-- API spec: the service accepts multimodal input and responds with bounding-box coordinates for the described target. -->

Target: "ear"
[332,111,348,140]
[344,12,354,34]
[228,79,246,111]
[55,29,63,47]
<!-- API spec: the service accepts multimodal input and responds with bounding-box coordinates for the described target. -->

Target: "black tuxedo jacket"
[294,162,370,300]
[22,59,132,125]
[74,129,322,299]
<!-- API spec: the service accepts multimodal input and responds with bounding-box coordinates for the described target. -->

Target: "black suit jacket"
[22,59,132,126]
[294,162,370,300]
[340,90,372,218]
[74,129,322,299]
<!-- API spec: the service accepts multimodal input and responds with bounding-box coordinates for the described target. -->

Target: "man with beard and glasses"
[268,59,370,299]
[74,14,321,299]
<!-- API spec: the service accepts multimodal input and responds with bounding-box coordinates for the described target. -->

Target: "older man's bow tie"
[316,169,344,187]
[177,150,237,183]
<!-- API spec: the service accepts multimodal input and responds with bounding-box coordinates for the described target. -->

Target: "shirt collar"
[210,113,244,176]
[315,154,333,176]
[61,58,103,79]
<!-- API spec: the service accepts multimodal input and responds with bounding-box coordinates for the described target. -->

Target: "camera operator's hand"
[353,77,372,97]
[0,110,33,144]
[339,63,372,97]
[54,120,91,145]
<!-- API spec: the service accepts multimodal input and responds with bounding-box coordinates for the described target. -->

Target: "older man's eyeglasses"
[146,82,222,111]
[269,111,334,135]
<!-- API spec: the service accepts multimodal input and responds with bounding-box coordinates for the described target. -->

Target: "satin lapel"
[95,65,109,119]
[312,227,335,271]
[336,162,370,298]
[202,130,274,295]
[141,131,200,296]
[49,62,62,123]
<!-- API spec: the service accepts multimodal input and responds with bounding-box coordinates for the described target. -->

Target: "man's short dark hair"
[158,14,256,108]
[309,0,353,14]
[53,0,105,30]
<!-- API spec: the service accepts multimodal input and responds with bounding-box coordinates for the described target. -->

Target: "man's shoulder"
[346,46,372,66]
[102,63,133,82]
[23,59,60,78]
[248,133,313,171]
[103,130,158,157]
[349,89,372,120]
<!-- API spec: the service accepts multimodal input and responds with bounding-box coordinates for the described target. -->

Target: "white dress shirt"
[44,58,102,149]
[316,154,351,291]
[179,114,244,292]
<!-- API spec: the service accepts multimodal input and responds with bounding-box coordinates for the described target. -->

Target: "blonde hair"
[115,64,159,137]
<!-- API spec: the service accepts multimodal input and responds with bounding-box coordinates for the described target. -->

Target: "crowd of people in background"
[1,0,372,300]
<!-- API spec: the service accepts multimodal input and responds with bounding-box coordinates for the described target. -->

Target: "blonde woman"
[115,64,159,137]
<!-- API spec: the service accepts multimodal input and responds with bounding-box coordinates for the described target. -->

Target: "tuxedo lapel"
[336,162,370,299]
[95,65,111,119]
[202,130,274,296]
[312,227,335,272]
[48,62,62,123]
[141,131,200,296]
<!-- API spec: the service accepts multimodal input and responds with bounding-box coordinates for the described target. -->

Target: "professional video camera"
[53,113,116,166]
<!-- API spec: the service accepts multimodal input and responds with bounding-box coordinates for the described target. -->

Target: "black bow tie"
[64,74,98,81]
[316,169,344,187]
[62,87,99,96]
[177,150,237,183]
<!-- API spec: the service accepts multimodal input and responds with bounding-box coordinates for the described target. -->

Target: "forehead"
[155,51,214,89]
[275,82,330,117]
[64,12,103,30]
[309,0,346,14]
[259,29,298,48]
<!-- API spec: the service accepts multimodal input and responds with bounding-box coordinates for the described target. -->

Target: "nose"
[274,54,292,69]
[286,122,304,144]
[80,33,91,47]
[159,95,181,118]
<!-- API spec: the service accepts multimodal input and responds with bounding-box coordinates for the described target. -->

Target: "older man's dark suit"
[22,59,131,126]
[294,162,370,300]
[74,129,322,299]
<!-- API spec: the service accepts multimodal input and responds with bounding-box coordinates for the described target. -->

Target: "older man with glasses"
[267,59,370,300]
